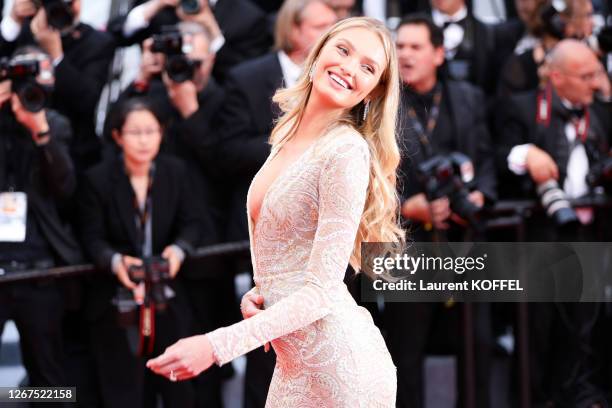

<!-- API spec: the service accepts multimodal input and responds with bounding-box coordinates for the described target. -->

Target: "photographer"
[0,46,81,391]
[495,39,611,407]
[109,0,272,82]
[0,0,115,169]
[386,15,496,408]
[77,98,199,407]
[108,21,229,407]
[497,0,600,96]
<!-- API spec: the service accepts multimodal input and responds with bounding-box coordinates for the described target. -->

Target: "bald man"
[494,39,611,407]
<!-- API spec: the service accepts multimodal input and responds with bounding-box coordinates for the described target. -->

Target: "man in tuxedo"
[214,1,336,406]
[429,0,496,94]
[495,39,611,408]
[0,49,81,391]
[387,15,496,408]
[109,0,272,83]
[0,0,115,170]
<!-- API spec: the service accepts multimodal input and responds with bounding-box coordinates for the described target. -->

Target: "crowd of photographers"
[1,0,612,407]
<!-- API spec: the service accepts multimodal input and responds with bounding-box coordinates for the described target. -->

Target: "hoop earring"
[362,100,370,121]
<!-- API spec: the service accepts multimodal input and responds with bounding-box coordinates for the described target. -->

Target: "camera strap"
[138,301,156,357]
[131,164,156,258]
[406,83,443,159]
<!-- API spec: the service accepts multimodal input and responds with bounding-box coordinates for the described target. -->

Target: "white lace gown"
[206,125,397,407]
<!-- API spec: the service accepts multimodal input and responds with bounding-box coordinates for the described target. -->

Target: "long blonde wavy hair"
[269,17,405,272]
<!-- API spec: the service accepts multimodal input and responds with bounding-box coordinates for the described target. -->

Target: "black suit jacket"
[105,77,225,255]
[0,23,115,169]
[436,13,497,95]
[214,51,282,241]
[78,155,200,319]
[0,107,82,264]
[398,80,497,204]
[109,0,272,82]
[494,88,612,199]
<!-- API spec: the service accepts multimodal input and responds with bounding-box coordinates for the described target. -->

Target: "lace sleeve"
[206,134,370,366]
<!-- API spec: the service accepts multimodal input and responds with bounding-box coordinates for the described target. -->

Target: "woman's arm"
[206,135,370,366]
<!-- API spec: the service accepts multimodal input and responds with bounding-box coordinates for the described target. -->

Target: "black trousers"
[384,302,492,408]
[0,280,66,407]
[89,281,196,408]
[528,302,604,408]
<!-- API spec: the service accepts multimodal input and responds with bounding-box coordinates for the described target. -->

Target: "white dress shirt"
[277,50,302,88]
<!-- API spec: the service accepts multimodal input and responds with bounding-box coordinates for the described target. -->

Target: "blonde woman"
[148,17,404,407]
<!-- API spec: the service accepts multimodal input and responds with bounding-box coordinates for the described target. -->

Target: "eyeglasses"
[122,128,162,138]
[561,68,605,83]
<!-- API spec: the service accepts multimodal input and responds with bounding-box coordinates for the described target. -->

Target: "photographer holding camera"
[107,21,230,407]
[385,15,497,408]
[495,39,611,407]
[0,0,115,170]
[0,45,81,392]
[109,0,271,82]
[78,98,200,407]
[497,0,609,96]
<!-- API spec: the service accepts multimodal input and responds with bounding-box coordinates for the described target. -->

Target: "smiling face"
[310,27,387,111]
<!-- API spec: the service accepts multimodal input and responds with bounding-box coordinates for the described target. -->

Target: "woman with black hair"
[77,98,198,407]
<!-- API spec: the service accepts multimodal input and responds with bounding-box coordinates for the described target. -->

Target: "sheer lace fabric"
[207,125,397,407]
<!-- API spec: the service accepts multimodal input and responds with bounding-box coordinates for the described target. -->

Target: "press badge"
[0,192,27,242]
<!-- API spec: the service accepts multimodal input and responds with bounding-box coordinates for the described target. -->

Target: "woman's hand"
[161,245,182,278]
[240,291,264,319]
[240,290,270,352]
[146,334,215,381]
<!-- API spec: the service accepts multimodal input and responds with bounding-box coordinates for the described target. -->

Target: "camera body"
[586,157,612,190]
[151,28,200,83]
[34,0,75,31]
[128,256,172,311]
[0,56,51,112]
[417,152,481,226]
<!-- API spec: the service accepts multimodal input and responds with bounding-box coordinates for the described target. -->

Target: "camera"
[180,0,201,14]
[536,179,579,227]
[128,256,172,311]
[586,157,612,190]
[151,28,201,83]
[0,56,51,112]
[417,152,482,228]
[34,0,75,31]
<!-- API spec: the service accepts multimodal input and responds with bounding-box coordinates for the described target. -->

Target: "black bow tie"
[443,18,466,29]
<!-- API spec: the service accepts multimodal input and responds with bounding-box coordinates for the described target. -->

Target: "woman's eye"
[337,45,348,55]
[362,65,374,74]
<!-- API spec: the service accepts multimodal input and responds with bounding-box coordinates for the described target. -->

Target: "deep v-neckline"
[249,136,323,233]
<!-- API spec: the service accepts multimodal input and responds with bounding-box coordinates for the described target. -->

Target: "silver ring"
[169,370,177,382]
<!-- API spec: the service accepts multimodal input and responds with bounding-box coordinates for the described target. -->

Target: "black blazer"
[108,0,272,83]
[494,89,612,199]
[398,80,497,203]
[78,155,200,318]
[435,13,497,95]
[214,51,283,241]
[0,108,82,265]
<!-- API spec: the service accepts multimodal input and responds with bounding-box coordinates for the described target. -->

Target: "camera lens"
[166,55,195,83]
[537,180,579,227]
[45,2,74,31]
[180,0,201,15]
[17,82,47,112]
